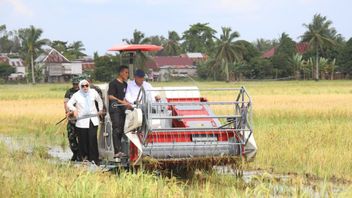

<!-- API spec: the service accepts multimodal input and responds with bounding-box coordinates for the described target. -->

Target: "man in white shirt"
[125,69,160,104]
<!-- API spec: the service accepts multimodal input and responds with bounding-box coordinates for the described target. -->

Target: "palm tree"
[0,24,6,35]
[123,29,150,44]
[68,41,86,59]
[163,31,181,56]
[301,14,337,81]
[253,38,278,53]
[19,25,49,84]
[122,29,151,73]
[182,23,216,54]
[213,27,244,82]
[50,40,68,54]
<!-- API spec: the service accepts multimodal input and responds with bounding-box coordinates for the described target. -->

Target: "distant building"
[35,48,89,83]
[145,56,197,81]
[261,42,310,58]
[159,65,197,81]
[0,54,26,80]
[181,52,207,64]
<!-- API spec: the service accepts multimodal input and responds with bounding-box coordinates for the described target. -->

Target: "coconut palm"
[19,25,49,84]
[122,29,151,72]
[163,31,181,56]
[213,27,244,82]
[301,14,337,81]
[182,23,216,54]
[0,24,6,35]
[68,41,86,59]
[123,29,150,45]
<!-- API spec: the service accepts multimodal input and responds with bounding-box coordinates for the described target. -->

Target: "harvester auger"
[97,85,257,173]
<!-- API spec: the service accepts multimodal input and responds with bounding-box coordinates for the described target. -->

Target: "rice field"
[0,80,352,197]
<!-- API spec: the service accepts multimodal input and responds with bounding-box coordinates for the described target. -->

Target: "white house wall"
[62,63,82,75]
[16,66,25,74]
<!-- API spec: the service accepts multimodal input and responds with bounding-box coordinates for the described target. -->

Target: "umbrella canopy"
[108,44,163,52]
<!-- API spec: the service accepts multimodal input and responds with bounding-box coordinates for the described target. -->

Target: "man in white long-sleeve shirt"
[125,69,160,104]
[67,79,103,164]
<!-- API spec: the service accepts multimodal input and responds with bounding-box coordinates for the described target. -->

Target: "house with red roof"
[261,42,310,58]
[145,56,197,81]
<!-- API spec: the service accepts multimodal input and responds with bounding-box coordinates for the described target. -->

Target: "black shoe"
[70,154,77,161]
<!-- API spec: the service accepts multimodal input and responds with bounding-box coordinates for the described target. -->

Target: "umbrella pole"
[129,52,134,79]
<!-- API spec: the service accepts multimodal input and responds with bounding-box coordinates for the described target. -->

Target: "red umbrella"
[108,44,163,52]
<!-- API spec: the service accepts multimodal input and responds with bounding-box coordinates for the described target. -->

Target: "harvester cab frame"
[97,44,257,171]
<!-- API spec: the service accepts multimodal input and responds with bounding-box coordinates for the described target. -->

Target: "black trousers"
[76,121,99,163]
[110,111,126,154]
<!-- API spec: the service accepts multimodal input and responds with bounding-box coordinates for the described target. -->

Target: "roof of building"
[35,48,70,63]
[261,48,276,58]
[160,65,196,69]
[8,58,24,67]
[296,42,310,54]
[186,52,204,59]
[261,42,310,58]
[145,56,194,69]
[0,56,8,64]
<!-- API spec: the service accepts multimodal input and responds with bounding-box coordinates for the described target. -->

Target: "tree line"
[0,25,86,83]
[1,13,352,83]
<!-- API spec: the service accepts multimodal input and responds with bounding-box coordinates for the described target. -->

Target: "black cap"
[135,69,145,78]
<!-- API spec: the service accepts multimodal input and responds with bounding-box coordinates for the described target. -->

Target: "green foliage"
[272,33,296,78]
[245,57,273,79]
[337,37,352,77]
[213,27,243,82]
[236,40,260,63]
[0,63,15,81]
[301,13,337,80]
[50,40,86,61]
[94,55,120,82]
[162,31,182,56]
[123,29,150,44]
[253,38,278,53]
[182,23,216,54]
[18,25,50,84]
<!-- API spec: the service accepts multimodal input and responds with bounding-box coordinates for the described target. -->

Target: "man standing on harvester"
[108,65,131,159]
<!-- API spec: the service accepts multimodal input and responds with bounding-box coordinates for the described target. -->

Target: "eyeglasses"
[81,84,89,88]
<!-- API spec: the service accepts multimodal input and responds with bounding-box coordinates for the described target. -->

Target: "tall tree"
[337,37,352,78]
[18,25,50,84]
[272,33,296,78]
[122,29,151,72]
[122,29,151,44]
[163,31,182,56]
[0,24,6,35]
[67,41,86,59]
[301,14,337,81]
[253,38,278,53]
[182,23,216,54]
[213,27,244,82]
[50,40,68,53]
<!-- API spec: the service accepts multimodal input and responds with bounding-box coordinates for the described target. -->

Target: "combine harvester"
[98,44,257,172]
[98,86,257,170]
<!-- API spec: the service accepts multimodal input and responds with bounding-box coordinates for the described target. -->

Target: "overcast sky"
[1,0,351,55]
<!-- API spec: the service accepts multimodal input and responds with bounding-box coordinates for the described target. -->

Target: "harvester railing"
[138,86,253,160]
